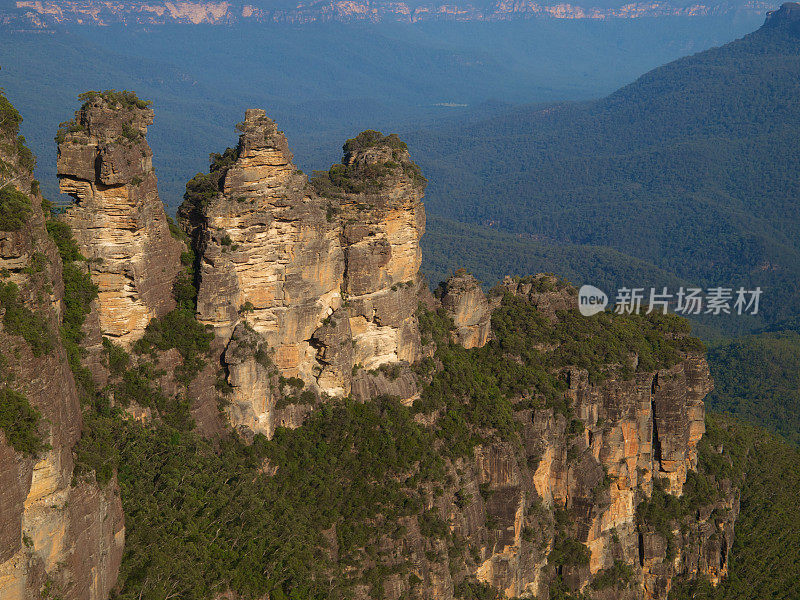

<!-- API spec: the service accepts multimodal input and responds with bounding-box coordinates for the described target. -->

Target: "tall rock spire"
[181,109,345,380]
[56,91,182,347]
[324,130,427,370]
[179,113,427,436]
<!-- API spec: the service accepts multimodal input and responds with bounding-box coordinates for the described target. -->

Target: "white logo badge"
[578,285,608,316]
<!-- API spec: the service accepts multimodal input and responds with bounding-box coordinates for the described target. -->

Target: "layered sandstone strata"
[56,92,182,347]
[439,270,491,348]
[414,281,733,600]
[334,131,426,371]
[0,105,124,600]
[179,113,426,436]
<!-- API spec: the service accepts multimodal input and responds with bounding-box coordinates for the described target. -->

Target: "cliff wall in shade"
[368,276,736,600]
[56,91,183,348]
[179,112,426,437]
[0,93,124,600]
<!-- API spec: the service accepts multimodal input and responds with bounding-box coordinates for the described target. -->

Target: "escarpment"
[1,91,741,600]
[370,277,736,600]
[56,91,183,348]
[171,114,735,599]
[0,94,124,600]
[179,113,426,436]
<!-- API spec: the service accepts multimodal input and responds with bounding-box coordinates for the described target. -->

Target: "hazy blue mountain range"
[0,14,762,208]
[414,4,800,331]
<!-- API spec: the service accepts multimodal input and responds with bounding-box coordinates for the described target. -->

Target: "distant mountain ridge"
[0,0,774,27]
[413,2,800,330]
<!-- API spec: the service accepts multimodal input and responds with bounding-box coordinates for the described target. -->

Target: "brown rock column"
[57,91,183,347]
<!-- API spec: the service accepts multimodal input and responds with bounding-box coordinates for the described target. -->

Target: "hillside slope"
[412,3,800,329]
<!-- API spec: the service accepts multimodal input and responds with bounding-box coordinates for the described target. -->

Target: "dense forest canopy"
[412,10,800,330]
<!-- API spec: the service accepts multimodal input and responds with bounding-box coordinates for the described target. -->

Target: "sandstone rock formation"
[1,89,737,600]
[397,281,735,600]
[5,0,764,28]
[496,273,575,320]
[438,269,491,348]
[179,113,426,436]
[0,98,124,600]
[57,91,183,348]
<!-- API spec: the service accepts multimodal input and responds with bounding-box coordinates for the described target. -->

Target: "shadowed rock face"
[56,93,183,348]
[0,103,124,600]
[179,112,426,436]
[439,270,491,349]
[402,286,731,600]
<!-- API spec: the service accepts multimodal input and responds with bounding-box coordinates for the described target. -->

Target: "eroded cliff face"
[333,131,426,374]
[57,92,183,348]
[438,270,491,349]
[363,275,735,600]
[184,109,344,384]
[2,89,738,600]
[179,113,426,437]
[0,98,124,600]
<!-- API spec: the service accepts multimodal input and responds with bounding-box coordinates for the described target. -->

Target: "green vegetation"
[46,217,98,401]
[173,251,198,309]
[0,90,35,173]
[707,330,800,445]
[454,579,502,600]
[181,146,239,214]
[78,89,151,110]
[310,130,425,198]
[46,220,84,261]
[54,119,88,145]
[22,251,47,274]
[590,560,634,590]
[668,413,800,600]
[342,130,407,154]
[0,386,48,456]
[120,122,141,142]
[102,337,130,376]
[133,308,213,385]
[412,18,800,331]
[91,396,448,599]
[0,281,52,357]
[0,187,31,231]
[415,294,702,459]
[76,286,705,599]
[0,91,23,136]
[548,535,590,567]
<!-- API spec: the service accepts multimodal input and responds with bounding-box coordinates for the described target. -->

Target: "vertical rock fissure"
[651,373,663,466]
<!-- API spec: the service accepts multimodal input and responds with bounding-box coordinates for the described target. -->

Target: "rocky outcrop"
[2,85,740,600]
[438,270,491,348]
[183,109,344,385]
[334,131,426,374]
[0,97,124,600]
[179,113,426,437]
[57,91,183,348]
[495,274,576,320]
[378,280,734,600]
[431,357,724,600]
